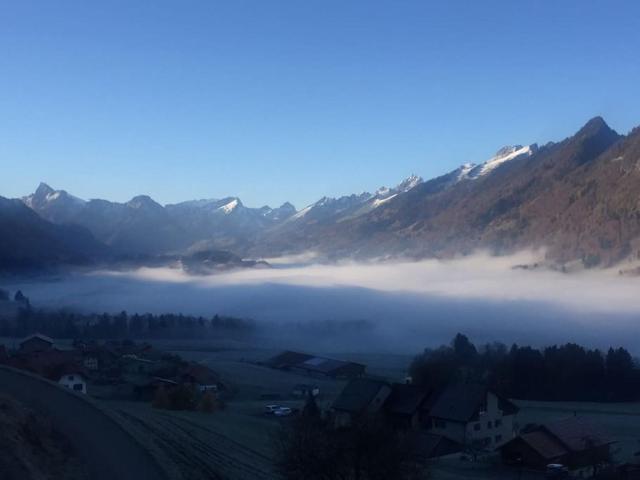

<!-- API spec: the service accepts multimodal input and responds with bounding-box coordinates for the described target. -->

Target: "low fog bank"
[4,251,640,354]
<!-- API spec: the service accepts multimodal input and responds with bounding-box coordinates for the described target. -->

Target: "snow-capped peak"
[474,145,536,177]
[395,174,423,192]
[456,144,537,182]
[24,182,85,208]
[375,186,392,197]
[374,174,423,201]
[218,198,240,214]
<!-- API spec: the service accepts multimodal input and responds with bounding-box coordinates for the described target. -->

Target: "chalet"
[58,371,87,394]
[19,333,55,354]
[81,347,117,372]
[500,417,614,472]
[181,364,220,392]
[427,382,519,450]
[267,350,366,379]
[331,378,391,427]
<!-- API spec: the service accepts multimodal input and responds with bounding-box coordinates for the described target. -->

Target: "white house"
[427,382,519,450]
[58,372,87,394]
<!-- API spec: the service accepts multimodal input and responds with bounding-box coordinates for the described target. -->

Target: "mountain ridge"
[13,116,640,270]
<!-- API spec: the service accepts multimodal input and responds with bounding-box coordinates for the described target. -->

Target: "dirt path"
[0,366,168,480]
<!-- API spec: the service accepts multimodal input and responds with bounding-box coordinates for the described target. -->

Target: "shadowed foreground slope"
[0,366,168,480]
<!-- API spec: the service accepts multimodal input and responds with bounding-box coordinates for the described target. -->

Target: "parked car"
[274,407,293,417]
[264,404,282,415]
[545,464,569,479]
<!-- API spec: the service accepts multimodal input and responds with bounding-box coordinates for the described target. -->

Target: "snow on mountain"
[394,174,423,192]
[371,193,398,208]
[458,145,537,181]
[218,198,240,214]
[23,182,85,209]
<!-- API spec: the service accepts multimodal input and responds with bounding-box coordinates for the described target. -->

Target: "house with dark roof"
[181,364,220,392]
[19,333,55,354]
[266,350,366,379]
[500,417,614,472]
[426,382,519,450]
[331,378,391,427]
[384,383,438,429]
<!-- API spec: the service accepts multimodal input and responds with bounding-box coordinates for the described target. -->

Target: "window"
[73,383,83,391]
[473,423,481,431]
[68,375,74,381]
[487,421,492,429]
[495,419,502,427]
[495,435,502,443]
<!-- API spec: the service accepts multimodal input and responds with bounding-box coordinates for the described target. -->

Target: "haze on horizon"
[2,1,640,208]
[8,251,640,353]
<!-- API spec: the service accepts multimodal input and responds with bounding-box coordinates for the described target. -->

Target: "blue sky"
[1,1,640,208]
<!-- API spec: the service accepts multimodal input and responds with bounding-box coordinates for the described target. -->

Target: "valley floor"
[98,342,640,480]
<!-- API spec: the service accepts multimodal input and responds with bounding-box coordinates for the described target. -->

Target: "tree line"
[0,301,255,340]
[410,333,640,402]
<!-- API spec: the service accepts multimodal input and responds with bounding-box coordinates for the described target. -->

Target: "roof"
[20,333,54,345]
[542,417,613,452]
[267,350,365,375]
[518,431,569,460]
[429,382,489,422]
[58,367,88,378]
[332,378,389,414]
[410,432,462,459]
[183,364,219,385]
[385,383,433,416]
[267,351,312,368]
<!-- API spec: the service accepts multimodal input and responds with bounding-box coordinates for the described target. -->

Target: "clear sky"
[1,0,640,209]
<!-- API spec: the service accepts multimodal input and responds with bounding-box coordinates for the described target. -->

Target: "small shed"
[58,371,87,394]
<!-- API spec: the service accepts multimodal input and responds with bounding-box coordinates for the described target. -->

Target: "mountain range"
[4,116,640,272]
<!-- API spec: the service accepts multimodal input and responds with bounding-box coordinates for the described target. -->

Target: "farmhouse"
[500,417,614,472]
[181,364,220,392]
[19,333,55,354]
[427,382,519,450]
[331,378,391,427]
[267,350,366,379]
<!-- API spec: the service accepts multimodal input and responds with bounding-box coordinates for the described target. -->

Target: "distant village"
[0,333,224,410]
[1,289,640,479]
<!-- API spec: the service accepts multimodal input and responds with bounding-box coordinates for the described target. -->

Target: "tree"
[152,386,170,409]
[276,412,424,480]
[14,290,30,308]
[169,384,196,410]
[199,391,218,413]
[452,333,477,364]
[301,393,321,420]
